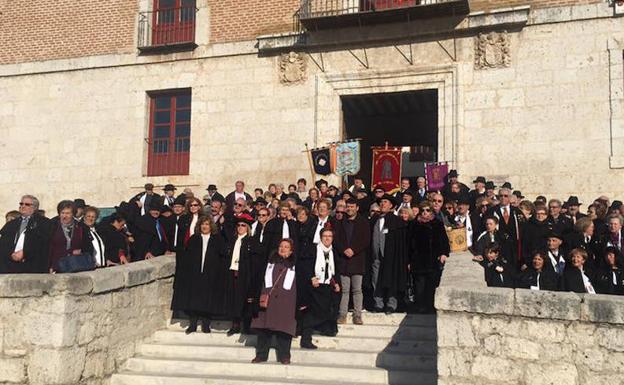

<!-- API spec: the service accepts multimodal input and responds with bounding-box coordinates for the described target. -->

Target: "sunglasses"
[433,199,443,203]
[421,208,432,212]
[236,223,247,227]
[190,204,200,207]
[336,211,345,215]
[19,202,33,207]
[235,204,244,207]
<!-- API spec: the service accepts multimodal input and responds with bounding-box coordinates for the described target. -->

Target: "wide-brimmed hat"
[566,196,582,206]
[473,176,486,184]
[163,184,176,192]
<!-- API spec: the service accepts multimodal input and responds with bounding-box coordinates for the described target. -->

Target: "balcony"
[297,0,470,30]
[138,6,198,53]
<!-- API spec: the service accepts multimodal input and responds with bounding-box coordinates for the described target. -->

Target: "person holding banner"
[370,194,408,314]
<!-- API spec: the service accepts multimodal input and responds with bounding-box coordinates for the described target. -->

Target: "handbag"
[58,252,97,273]
[259,268,288,309]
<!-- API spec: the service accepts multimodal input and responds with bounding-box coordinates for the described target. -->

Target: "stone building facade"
[0,0,622,214]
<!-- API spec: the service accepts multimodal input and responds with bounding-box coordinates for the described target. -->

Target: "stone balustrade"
[435,251,624,385]
[0,256,175,385]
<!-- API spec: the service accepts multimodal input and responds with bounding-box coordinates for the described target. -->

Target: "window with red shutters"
[147,90,191,176]
[151,0,196,46]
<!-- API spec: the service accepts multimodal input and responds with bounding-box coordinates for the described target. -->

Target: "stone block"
[580,294,624,324]
[524,362,579,385]
[502,336,540,360]
[470,355,522,382]
[0,275,55,298]
[514,289,581,320]
[595,327,624,352]
[149,255,176,279]
[123,261,155,288]
[0,356,25,383]
[22,310,77,347]
[80,267,125,294]
[437,312,478,348]
[435,286,514,315]
[50,274,93,295]
[437,349,472,377]
[523,319,566,343]
[28,347,86,385]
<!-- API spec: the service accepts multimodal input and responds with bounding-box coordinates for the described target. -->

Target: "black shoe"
[384,307,394,315]
[202,326,211,333]
[227,327,240,336]
[372,307,384,313]
[185,326,197,335]
[300,340,318,350]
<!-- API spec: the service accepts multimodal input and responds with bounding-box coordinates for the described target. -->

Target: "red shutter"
[152,0,196,46]
[147,90,191,176]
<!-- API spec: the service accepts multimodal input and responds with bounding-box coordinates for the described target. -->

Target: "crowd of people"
[1,171,622,363]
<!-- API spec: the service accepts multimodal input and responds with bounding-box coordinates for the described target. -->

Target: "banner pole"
[305,143,317,184]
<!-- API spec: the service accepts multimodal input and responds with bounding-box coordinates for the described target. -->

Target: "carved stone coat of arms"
[474,31,511,69]
[279,52,307,84]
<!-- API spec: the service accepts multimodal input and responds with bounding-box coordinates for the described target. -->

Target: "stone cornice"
[435,251,624,325]
[0,255,175,297]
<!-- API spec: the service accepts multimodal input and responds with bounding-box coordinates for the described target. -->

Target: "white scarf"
[264,263,295,290]
[581,268,596,294]
[200,233,210,273]
[189,214,198,236]
[315,244,335,285]
[313,216,328,244]
[230,234,245,271]
[282,220,290,239]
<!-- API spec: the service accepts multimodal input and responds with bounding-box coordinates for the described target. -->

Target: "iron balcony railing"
[138,6,198,50]
[299,0,463,19]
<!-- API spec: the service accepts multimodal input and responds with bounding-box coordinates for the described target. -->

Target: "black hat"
[147,201,163,212]
[254,197,268,206]
[457,195,471,206]
[373,185,385,193]
[485,181,497,190]
[378,194,397,208]
[355,188,368,195]
[315,179,328,189]
[402,190,414,197]
[160,205,172,214]
[144,183,154,191]
[610,200,623,211]
[163,184,176,192]
[173,196,186,206]
[473,176,486,184]
[341,190,355,199]
[566,196,582,206]
[448,169,458,178]
[512,190,525,199]
[74,199,86,209]
[328,185,338,191]
[206,184,217,191]
[547,231,564,241]
[501,182,512,189]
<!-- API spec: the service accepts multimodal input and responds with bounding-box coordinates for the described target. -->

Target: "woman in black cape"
[171,215,226,334]
[223,214,259,335]
[297,228,341,349]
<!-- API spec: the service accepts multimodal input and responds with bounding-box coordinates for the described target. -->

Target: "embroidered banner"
[371,147,402,194]
[311,147,331,175]
[425,162,449,192]
[334,141,361,176]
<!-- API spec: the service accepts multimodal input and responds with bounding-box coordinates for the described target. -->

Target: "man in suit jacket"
[225,181,253,211]
[565,196,587,224]
[0,195,50,274]
[487,188,522,268]
[601,215,624,254]
[414,177,427,204]
[334,198,371,324]
[264,202,300,256]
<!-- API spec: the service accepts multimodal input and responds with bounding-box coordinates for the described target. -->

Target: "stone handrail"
[435,251,624,385]
[0,256,176,385]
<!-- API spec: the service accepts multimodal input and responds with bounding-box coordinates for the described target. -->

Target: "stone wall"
[0,256,175,385]
[435,251,624,385]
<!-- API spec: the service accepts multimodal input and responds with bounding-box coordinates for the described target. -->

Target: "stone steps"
[138,342,436,371]
[151,329,436,355]
[111,313,438,385]
[115,356,436,385]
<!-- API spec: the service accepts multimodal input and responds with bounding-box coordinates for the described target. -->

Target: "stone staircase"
[111,313,438,385]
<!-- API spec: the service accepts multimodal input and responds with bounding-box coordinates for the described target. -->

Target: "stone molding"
[0,256,175,297]
[435,251,624,325]
[608,37,624,169]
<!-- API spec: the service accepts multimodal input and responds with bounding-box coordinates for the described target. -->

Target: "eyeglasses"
[433,199,443,203]
[190,204,200,207]
[499,194,509,198]
[236,223,247,228]
[235,204,244,207]
[19,202,33,207]
[549,206,560,209]
[336,211,345,215]
[422,208,432,212]
[258,214,268,217]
